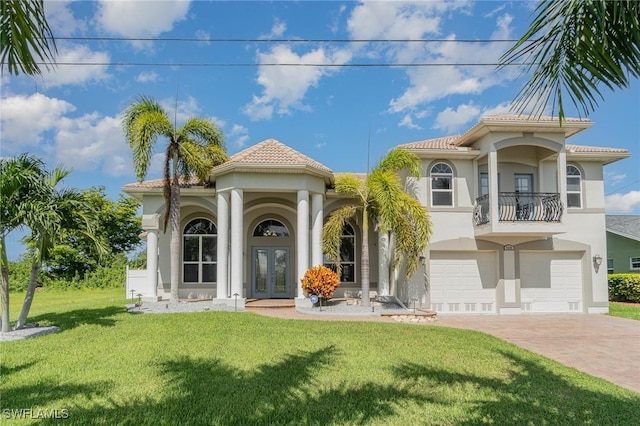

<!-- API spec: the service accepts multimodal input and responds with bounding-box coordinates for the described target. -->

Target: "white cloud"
[398,114,422,130]
[434,103,480,133]
[39,44,110,88]
[261,20,287,39]
[481,102,513,117]
[244,45,352,120]
[96,0,191,48]
[195,29,211,44]
[605,171,627,185]
[45,1,87,36]
[345,2,516,116]
[136,71,160,83]
[229,124,249,148]
[0,93,75,151]
[605,191,640,213]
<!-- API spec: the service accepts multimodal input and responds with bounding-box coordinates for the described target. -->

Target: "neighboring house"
[123,115,630,314]
[605,215,640,273]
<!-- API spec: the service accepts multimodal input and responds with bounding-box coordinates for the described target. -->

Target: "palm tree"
[123,96,227,302]
[499,0,640,122]
[14,167,105,330]
[0,154,45,332]
[1,0,57,75]
[322,148,432,307]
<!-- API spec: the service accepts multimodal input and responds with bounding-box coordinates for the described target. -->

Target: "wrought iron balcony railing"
[473,192,563,226]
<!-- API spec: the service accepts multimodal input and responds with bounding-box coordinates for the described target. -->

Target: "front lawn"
[2,288,639,425]
[609,301,640,320]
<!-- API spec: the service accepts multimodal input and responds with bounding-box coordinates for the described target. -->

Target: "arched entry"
[251,219,292,298]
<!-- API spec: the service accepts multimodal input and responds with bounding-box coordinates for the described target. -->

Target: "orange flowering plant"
[300,265,341,299]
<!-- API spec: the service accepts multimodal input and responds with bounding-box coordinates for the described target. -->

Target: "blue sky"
[2,1,639,258]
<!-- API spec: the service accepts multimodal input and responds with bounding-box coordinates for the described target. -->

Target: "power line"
[38,61,532,68]
[51,36,524,43]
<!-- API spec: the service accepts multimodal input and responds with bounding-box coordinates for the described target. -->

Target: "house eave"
[210,163,334,184]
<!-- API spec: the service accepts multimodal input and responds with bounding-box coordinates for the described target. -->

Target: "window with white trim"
[607,258,614,274]
[431,162,453,206]
[183,218,217,283]
[631,257,640,270]
[324,223,355,282]
[567,165,582,208]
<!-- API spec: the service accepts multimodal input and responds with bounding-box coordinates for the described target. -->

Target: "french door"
[252,247,290,298]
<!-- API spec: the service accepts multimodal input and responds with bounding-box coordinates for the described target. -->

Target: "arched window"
[324,223,355,283]
[430,162,453,206]
[253,219,289,237]
[183,218,217,283]
[567,165,582,208]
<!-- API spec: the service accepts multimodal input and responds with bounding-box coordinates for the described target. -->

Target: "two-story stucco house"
[123,115,630,314]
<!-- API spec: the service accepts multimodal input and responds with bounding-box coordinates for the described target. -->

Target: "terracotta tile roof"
[566,144,629,153]
[217,138,332,173]
[398,135,463,150]
[480,114,591,124]
[123,175,202,189]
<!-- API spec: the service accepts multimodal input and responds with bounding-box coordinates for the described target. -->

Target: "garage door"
[430,252,497,313]
[520,252,583,313]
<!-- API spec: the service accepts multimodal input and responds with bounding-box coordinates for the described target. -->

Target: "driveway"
[433,314,640,394]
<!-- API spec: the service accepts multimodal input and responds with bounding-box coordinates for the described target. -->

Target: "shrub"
[301,265,340,299]
[608,273,640,303]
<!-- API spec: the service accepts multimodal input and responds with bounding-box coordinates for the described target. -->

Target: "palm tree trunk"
[169,155,181,302]
[361,207,371,307]
[0,236,11,332]
[15,235,44,330]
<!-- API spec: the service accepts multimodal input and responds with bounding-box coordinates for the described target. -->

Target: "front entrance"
[252,247,290,298]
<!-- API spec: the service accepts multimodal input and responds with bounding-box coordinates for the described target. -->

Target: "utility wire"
[51,36,525,43]
[37,61,532,67]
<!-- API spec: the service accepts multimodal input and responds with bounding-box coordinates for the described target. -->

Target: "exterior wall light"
[593,254,603,266]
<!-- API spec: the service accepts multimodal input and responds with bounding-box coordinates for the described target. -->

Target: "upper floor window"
[183,218,217,283]
[567,165,582,208]
[253,219,289,237]
[430,162,453,206]
[324,223,355,283]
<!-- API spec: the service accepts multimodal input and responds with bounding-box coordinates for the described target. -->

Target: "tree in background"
[0,0,57,75]
[500,0,640,121]
[123,96,227,301]
[322,148,432,307]
[45,187,143,280]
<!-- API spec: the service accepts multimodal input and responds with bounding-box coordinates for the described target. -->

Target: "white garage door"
[520,252,583,313]
[430,252,497,313]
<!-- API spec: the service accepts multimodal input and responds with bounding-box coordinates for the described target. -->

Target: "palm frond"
[322,205,357,266]
[499,0,640,121]
[375,148,422,178]
[334,174,366,201]
[367,170,403,234]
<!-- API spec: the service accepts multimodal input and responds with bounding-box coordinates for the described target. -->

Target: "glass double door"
[252,247,290,298]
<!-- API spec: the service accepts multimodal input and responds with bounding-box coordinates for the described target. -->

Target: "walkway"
[246,303,640,394]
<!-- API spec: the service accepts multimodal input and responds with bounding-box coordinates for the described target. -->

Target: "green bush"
[608,273,640,303]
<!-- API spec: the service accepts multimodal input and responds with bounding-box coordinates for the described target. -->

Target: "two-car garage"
[429,250,585,314]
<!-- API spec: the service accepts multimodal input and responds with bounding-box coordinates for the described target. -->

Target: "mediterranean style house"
[123,115,630,314]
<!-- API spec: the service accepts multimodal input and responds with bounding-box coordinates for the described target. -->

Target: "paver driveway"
[433,314,640,394]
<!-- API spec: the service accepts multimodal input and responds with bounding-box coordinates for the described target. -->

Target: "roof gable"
[606,215,640,241]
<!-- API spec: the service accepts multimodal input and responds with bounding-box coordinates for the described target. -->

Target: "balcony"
[473,192,566,241]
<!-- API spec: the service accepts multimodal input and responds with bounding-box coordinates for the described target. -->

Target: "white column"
[557,148,567,222]
[488,149,499,224]
[217,191,229,299]
[378,231,389,296]
[311,193,324,267]
[230,188,244,298]
[297,190,309,298]
[146,230,159,297]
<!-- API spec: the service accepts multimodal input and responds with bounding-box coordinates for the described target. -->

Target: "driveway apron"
[432,314,640,394]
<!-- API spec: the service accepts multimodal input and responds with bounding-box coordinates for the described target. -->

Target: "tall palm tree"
[1,0,57,76]
[322,148,432,307]
[14,167,105,330]
[499,0,640,122]
[123,96,227,302]
[0,154,45,332]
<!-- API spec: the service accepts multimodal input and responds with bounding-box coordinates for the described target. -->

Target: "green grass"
[2,288,639,425]
[609,301,640,320]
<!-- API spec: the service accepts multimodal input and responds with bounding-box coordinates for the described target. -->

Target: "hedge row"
[608,273,640,303]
